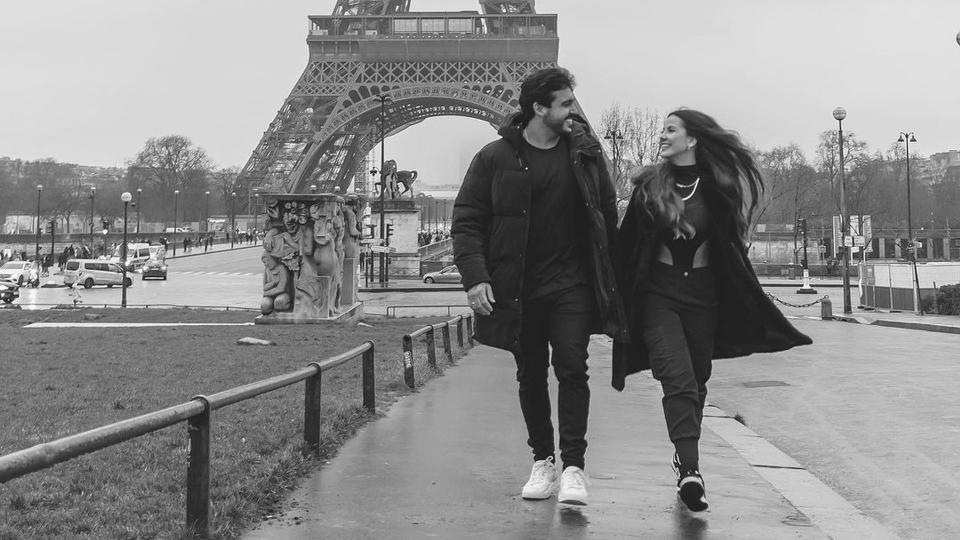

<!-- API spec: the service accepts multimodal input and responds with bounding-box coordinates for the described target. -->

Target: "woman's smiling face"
[658,115,696,164]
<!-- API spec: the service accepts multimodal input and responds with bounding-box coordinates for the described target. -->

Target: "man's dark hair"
[518,67,576,123]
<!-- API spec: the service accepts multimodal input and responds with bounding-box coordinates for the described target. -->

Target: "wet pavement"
[243,336,894,540]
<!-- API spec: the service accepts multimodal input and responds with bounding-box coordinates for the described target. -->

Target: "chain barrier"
[765,292,829,309]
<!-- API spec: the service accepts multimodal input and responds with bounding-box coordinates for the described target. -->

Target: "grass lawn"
[0,308,465,539]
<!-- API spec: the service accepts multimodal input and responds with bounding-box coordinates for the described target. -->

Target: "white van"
[109,243,164,271]
[63,259,132,289]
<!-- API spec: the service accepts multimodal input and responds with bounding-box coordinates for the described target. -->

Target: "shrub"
[935,284,960,315]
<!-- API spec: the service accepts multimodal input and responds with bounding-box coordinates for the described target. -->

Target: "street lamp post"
[230,192,236,248]
[49,218,55,268]
[89,187,96,255]
[136,188,142,237]
[374,93,393,284]
[204,191,210,251]
[120,191,132,307]
[898,131,922,314]
[254,191,261,234]
[35,184,43,265]
[173,189,180,256]
[833,107,852,314]
[604,129,624,186]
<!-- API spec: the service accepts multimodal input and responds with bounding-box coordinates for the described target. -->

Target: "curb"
[703,404,898,540]
[832,315,960,335]
[165,244,260,261]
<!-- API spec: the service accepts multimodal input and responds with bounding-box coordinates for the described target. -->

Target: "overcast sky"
[2,1,959,184]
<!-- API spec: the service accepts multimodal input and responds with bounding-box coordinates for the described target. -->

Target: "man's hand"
[467,282,496,316]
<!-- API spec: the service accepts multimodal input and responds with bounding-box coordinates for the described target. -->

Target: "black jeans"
[639,263,718,455]
[513,285,595,471]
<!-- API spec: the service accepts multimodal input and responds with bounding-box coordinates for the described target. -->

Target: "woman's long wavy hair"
[635,109,764,242]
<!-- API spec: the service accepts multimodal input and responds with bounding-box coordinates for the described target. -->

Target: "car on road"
[0,280,19,304]
[422,265,461,284]
[141,258,168,280]
[0,261,33,286]
[63,259,132,289]
[109,243,164,272]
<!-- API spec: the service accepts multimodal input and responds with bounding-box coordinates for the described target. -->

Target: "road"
[15,247,264,310]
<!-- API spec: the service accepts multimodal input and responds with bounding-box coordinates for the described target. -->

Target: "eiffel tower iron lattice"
[237,1,559,206]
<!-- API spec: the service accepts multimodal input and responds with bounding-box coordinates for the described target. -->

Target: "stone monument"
[255,193,363,324]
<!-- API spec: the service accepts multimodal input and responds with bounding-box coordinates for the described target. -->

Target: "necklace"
[675,177,700,201]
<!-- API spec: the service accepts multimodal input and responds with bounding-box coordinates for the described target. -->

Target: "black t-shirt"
[522,136,589,299]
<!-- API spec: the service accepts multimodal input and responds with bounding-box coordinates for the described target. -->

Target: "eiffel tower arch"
[237,0,559,202]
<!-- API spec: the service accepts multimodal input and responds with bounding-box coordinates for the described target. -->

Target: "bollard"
[820,296,833,320]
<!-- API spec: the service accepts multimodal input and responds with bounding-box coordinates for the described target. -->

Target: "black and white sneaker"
[673,453,708,512]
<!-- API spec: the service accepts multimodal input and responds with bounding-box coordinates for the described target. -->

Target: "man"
[452,67,626,506]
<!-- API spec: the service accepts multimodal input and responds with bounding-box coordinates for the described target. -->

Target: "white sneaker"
[557,466,589,506]
[521,456,559,500]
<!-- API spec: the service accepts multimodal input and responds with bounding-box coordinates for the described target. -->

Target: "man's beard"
[544,114,570,136]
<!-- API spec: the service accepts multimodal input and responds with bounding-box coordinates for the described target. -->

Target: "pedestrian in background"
[452,67,626,506]
[613,109,812,512]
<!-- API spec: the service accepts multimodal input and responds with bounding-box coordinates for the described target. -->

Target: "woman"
[613,109,811,512]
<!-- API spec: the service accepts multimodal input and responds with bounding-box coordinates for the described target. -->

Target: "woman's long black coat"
[611,178,812,391]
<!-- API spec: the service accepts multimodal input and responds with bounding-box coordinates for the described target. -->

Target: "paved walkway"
[243,338,895,540]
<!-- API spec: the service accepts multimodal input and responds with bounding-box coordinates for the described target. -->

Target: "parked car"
[0,261,33,286]
[141,258,168,280]
[0,280,19,304]
[63,259,132,289]
[422,265,461,284]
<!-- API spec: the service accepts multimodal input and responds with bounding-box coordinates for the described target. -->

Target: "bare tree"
[757,145,817,262]
[598,103,631,201]
[599,103,662,203]
[815,130,869,217]
[210,167,239,216]
[624,107,662,171]
[130,135,213,224]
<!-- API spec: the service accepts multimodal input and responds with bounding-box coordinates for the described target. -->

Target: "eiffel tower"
[237,0,556,203]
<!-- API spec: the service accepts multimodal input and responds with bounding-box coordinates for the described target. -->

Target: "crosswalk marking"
[171,271,260,277]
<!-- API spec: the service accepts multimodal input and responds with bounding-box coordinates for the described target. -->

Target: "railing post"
[442,321,454,365]
[455,315,464,348]
[426,326,437,370]
[362,341,376,413]
[187,395,211,538]
[402,334,416,388]
[304,363,322,456]
[466,313,474,345]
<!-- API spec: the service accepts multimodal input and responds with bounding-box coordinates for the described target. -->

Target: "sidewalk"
[243,338,891,539]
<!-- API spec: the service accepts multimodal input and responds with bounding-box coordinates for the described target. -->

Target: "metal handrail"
[0,341,376,537]
[400,313,474,388]
[386,304,469,317]
[8,302,259,312]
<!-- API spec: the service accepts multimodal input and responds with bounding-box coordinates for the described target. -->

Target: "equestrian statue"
[373,159,417,199]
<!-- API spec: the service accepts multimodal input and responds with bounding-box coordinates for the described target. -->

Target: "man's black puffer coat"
[451,112,628,352]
